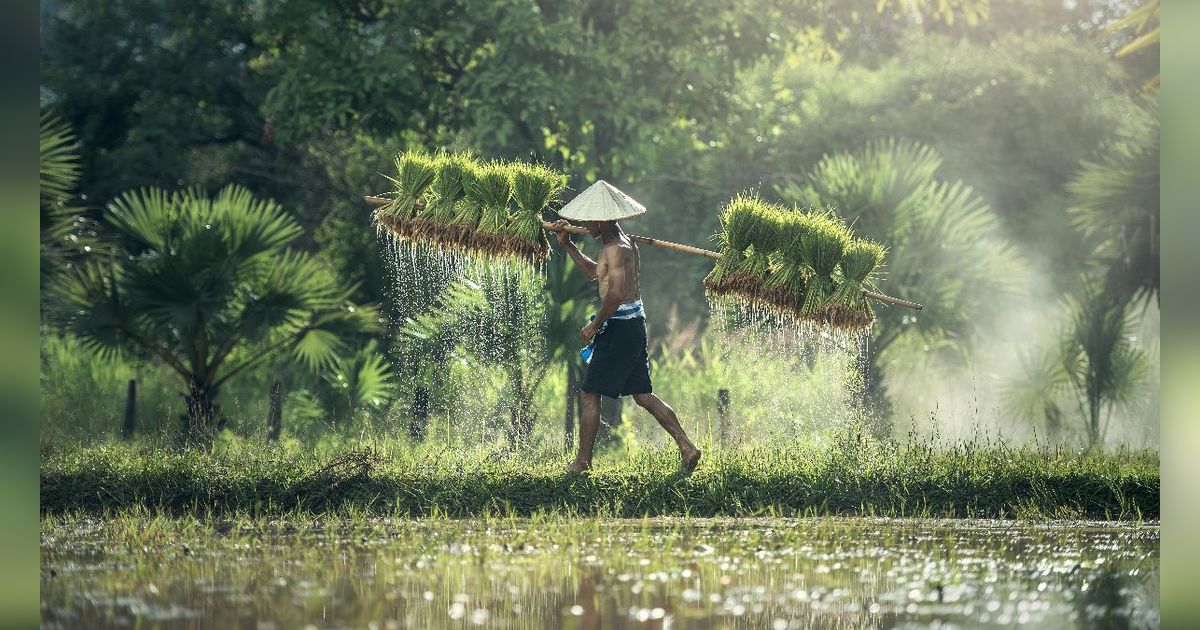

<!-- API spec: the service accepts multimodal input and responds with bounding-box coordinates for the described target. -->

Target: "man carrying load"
[551,180,702,474]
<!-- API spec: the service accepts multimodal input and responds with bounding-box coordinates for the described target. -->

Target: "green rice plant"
[506,163,566,261]
[798,211,852,313]
[378,149,438,238]
[830,239,887,309]
[414,153,474,244]
[760,210,814,314]
[732,203,788,296]
[822,238,887,330]
[703,194,759,293]
[734,204,782,279]
[466,161,515,255]
[447,160,483,245]
[703,194,775,296]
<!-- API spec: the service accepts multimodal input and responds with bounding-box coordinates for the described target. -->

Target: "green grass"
[40,434,1158,520]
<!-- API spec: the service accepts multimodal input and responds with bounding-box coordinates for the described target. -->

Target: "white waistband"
[611,299,645,320]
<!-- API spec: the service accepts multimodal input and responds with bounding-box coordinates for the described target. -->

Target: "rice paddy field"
[41,513,1158,629]
[40,438,1160,627]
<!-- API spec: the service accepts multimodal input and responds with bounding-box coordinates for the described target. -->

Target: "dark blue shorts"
[581,317,652,399]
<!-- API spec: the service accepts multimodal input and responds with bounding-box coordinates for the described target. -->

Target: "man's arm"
[551,219,597,279]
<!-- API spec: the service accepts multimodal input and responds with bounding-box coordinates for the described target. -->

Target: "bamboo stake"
[365,195,923,311]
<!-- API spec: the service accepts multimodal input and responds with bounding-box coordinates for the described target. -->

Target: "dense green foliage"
[39,0,1159,449]
[41,436,1157,519]
[49,186,380,440]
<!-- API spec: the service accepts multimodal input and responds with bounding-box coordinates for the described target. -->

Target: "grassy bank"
[40,436,1159,520]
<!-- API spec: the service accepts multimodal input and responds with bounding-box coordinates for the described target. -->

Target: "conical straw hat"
[556,180,647,221]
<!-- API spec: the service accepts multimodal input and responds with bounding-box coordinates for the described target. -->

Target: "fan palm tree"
[1003,285,1149,448]
[1061,285,1149,447]
[1107,0,1159,91]
[398,254,592,447]
[311,339,396,433]
[1068,102,1159,306]
[778,140,1025,418]
[52,185,379,442]
[40,110,98,290]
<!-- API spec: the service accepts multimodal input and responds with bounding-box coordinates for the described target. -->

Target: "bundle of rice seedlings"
[703,194,761,295]
[413,153,473,245]
[729,203,787,300]
[446,161,482,247]
[378,149,437,238]
[506,163,566,262]
[466,161,515,256]
[760,210,814,315]
[825,238,887,330]
[797,211,852,314]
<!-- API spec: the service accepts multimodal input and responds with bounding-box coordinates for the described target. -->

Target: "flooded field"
[41,517,1158,629]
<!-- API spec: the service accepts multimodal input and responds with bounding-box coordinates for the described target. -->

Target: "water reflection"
[41,517,1158,629]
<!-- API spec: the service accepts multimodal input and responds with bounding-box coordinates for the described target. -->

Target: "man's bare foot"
[566,461,591,474]
[680,447,702,474]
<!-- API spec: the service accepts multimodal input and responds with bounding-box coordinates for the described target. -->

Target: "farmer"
[551,180,702,474]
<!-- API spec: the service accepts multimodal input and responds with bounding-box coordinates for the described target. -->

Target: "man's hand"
[580,322,599,342]
[551,219,573,246]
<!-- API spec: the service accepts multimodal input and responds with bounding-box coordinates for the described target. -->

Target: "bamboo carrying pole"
[364,195,923,311]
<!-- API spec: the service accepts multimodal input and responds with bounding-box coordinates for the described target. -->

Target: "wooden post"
[717,388,731,447]
[121,379,136,441]
[267,382,282,442]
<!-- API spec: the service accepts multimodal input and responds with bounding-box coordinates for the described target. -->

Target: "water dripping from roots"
[705,295,870,446]
[379,233,549,448]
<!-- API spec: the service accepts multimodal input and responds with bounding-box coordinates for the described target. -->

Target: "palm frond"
[40,111,80,208]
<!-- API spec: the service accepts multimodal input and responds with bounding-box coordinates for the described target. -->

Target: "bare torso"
[596,237,641,303]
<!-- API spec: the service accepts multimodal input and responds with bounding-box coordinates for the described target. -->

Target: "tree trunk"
[182,379,219,444]
[410,386,430,442]
[564,365,578,450]
[121,379,136,441]
[267,381,282,442]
